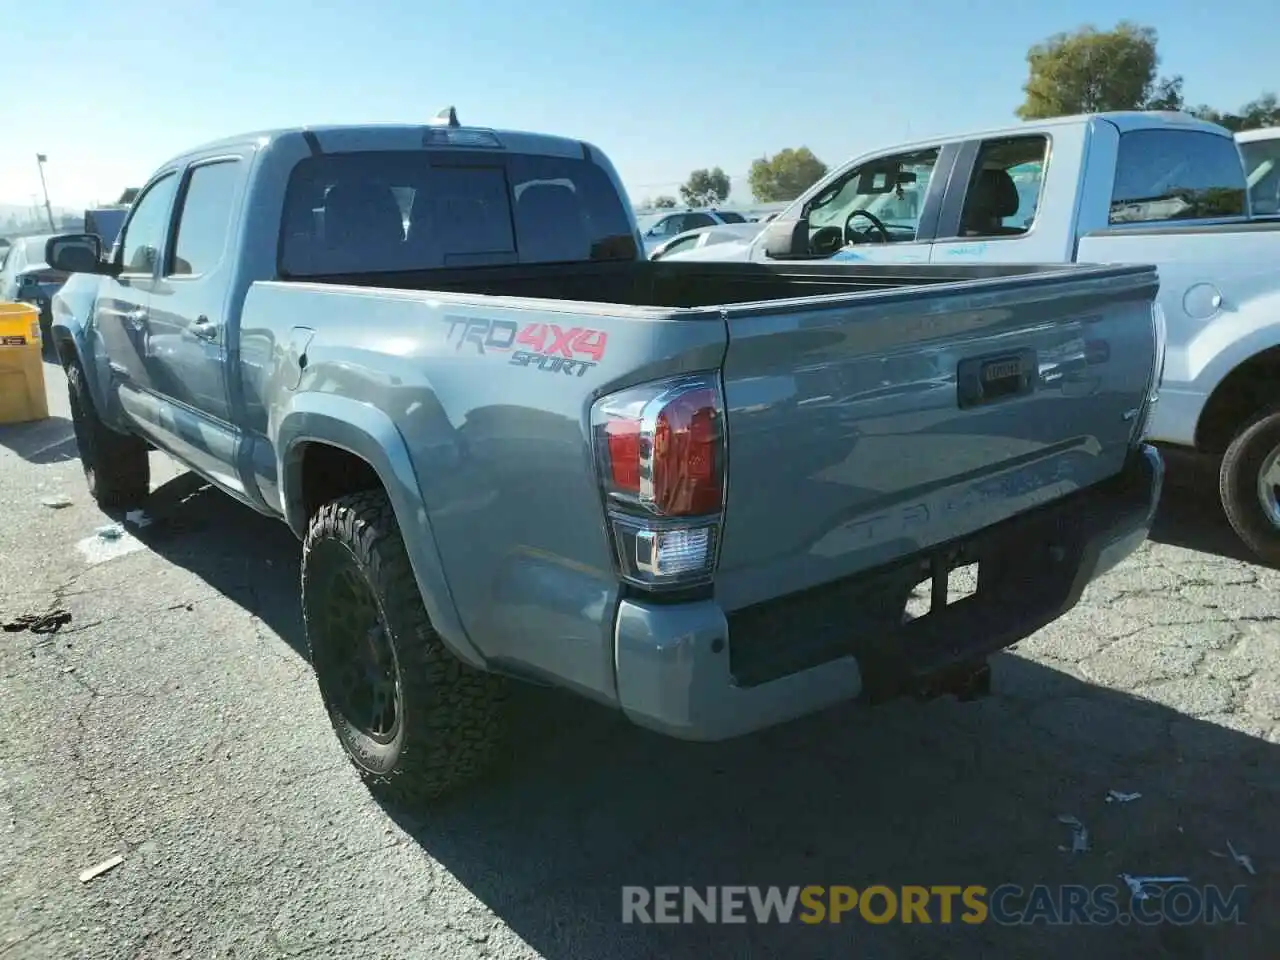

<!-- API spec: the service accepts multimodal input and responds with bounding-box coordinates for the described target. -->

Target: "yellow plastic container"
[0,302,49,424]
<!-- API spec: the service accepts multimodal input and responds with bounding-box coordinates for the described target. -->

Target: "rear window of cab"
[278,150,638,276]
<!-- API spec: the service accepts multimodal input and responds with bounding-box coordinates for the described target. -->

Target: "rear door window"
[279,149,637,276]
[169,160,244,276]
[955,136,1048,238]
[1110,130,1248,224]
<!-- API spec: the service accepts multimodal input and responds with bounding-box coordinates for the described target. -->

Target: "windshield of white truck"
[278,150,638,276]
[1239,138,1280,215]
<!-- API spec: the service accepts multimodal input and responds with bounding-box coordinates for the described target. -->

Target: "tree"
[1016,22,1184,120]
[653,195,677,209]
[748,147,829,203]
[679,168,730,207]
[1191,92,1280,132]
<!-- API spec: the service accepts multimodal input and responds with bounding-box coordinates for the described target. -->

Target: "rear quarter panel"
[242,282,727,704]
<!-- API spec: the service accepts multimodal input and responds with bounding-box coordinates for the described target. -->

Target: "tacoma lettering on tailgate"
[444,317,608,377]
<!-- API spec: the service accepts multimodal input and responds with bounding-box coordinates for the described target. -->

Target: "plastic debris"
[1211,841,1257,876]
[3,610,72,635]
[124,509,152,529]
[41,494,72,509]
[1106,790,1142,803]
[1057,815,1090,853]
[96,524,124,541]
[1119,874,1190,900]
[78,854,124,884]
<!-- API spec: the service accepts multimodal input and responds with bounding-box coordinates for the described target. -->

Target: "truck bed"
[239,258,1160,703]
[287,258,1080,310]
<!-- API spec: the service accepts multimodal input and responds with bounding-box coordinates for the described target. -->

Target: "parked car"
[649,221,763,260]
[639,208,752,254]
[0,233,69,355]
[668,110,1280,563]
[46,115,1163,801]
[1237,126,1280,215]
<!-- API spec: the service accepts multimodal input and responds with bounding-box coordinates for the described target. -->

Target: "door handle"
[190,315,218,341]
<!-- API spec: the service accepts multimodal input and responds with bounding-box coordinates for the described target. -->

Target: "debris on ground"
[3,610,73,635]
[1211,841,1257,876]
[1106,790,1142,803]
[1057,814,1089,853]
[41,494,73,509]
[1119,874,1190,900]
[124,510,153,529]
[96,524,124,542]
[78,854,124,884]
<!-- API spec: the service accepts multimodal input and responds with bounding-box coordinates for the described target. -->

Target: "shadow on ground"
[0,414,76,464]
[129,468,1277,960]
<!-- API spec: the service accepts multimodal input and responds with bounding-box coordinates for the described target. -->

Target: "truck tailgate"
[714,264,1159,611]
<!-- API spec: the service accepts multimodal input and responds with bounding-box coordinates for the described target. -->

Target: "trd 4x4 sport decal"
[444,318,609,378]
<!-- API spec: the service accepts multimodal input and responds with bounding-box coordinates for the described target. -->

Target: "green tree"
[653,195,677,209]
[748,147,829,203]
[679,168,730,207]
[1016,22,1184,120]
[1191,92,1280,132]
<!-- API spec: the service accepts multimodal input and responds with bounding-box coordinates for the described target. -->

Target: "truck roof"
[160,122,595,170]
[1236,125,1280,144]
[862,110,1234,161]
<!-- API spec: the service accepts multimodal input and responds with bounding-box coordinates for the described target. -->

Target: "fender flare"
[276,392,485,669]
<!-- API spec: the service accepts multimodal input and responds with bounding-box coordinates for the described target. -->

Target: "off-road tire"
[66,361,151,509]
[1219,405,1280,565]
[302,490,506,802]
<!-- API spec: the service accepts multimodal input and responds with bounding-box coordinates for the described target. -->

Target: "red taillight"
[652,387,722,515]
[591,373,727,590]
[605,419,642,493]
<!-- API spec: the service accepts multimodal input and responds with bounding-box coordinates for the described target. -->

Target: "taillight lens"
[591,373,727,590]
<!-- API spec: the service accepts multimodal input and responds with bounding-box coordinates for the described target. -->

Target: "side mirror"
[759,218,808,259]
[45,233,105,275]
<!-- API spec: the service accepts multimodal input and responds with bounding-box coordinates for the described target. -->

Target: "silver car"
[648,222,763,260]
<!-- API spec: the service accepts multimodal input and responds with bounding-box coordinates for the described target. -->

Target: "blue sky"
[5,0,1277,210]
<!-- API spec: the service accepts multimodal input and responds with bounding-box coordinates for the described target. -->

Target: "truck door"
[753,142,951,265]
[143,156,249,482]
[94,171,180,399]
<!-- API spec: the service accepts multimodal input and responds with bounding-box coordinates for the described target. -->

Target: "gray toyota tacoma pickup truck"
[46,112,1165,800]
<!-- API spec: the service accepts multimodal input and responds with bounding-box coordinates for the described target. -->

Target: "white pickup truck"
[1239,126,1280,215]
[671,111,1280,562]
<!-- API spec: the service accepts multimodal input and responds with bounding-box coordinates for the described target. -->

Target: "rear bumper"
[613,443,1163,741]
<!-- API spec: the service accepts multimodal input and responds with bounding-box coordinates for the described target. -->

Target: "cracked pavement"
[1,363,1276,959]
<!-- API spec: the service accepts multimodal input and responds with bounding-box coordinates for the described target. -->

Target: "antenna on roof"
[429,106,460,128]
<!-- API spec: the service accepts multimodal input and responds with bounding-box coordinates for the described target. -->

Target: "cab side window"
[168,160,243,277]
[119,174,179,275]
[648,215,681,238]
[683,213,717,230]
[958,136,1048,238]
[1109,130,1247,224]
[803,146,941,255]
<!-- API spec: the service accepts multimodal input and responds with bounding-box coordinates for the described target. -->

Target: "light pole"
[35,153,56,232]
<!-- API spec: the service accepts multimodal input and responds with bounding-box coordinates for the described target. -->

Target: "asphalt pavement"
[1,359,1276,959]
